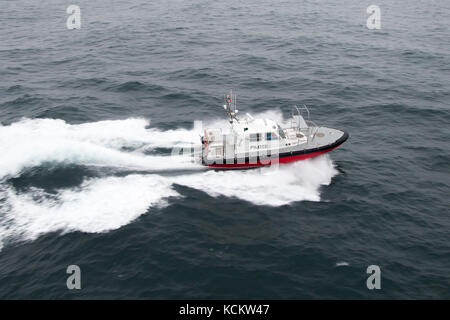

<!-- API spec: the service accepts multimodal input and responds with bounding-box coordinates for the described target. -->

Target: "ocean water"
[0,0,449,299]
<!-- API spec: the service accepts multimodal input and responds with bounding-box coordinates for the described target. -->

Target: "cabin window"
[268,132,278,140]
[250,133,261,142]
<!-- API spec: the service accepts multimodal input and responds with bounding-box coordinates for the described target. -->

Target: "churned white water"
[0,113,338,247]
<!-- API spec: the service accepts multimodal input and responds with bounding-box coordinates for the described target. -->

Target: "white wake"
[0,114,338,249]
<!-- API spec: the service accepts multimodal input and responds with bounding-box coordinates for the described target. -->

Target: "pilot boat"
[200,91,348,169]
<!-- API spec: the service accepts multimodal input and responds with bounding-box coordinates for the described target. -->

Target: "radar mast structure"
[223,90,239,124]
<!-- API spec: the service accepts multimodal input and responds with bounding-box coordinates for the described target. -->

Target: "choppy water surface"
[0,0,449,299]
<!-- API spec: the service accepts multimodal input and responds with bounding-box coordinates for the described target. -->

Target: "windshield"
[277,125,286,139]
